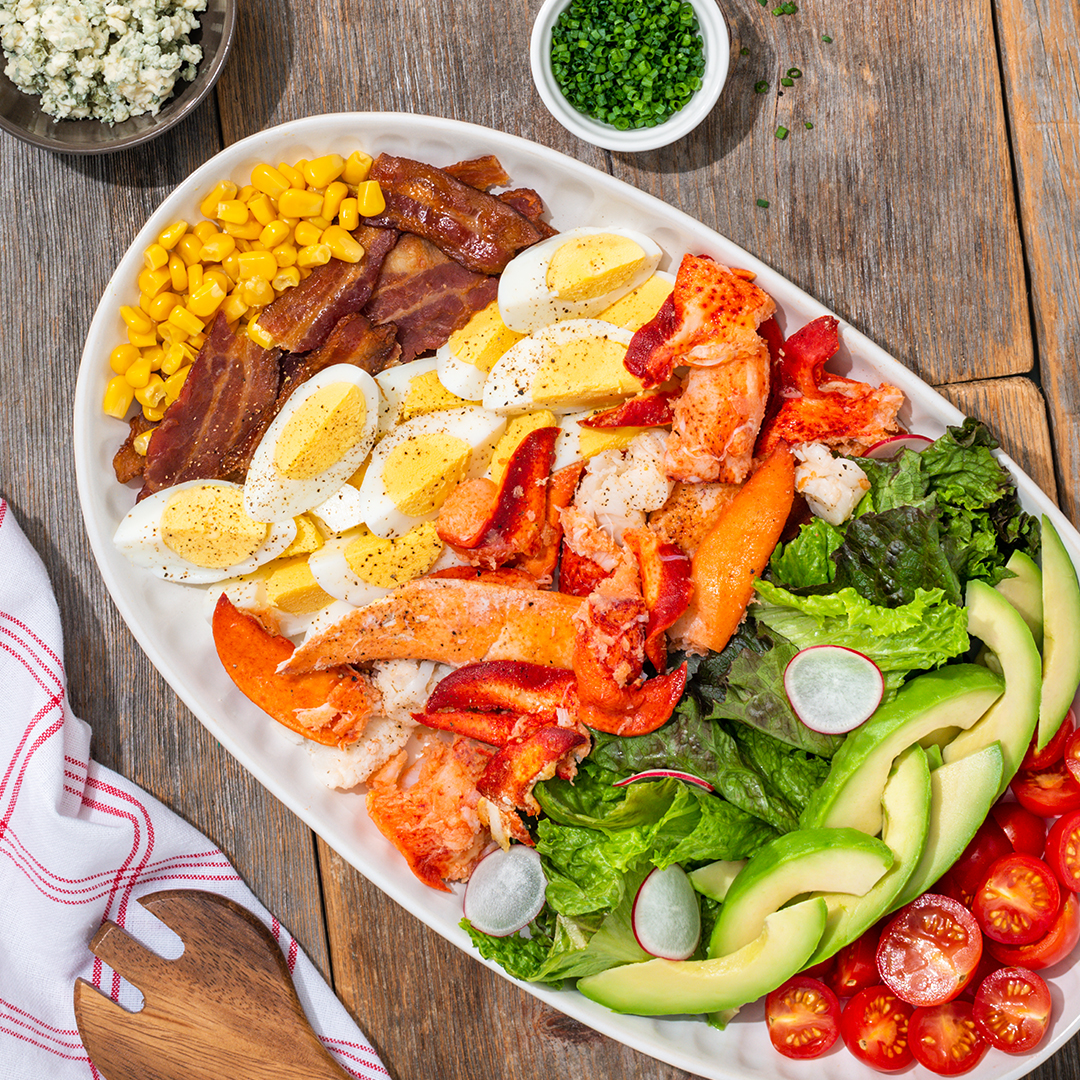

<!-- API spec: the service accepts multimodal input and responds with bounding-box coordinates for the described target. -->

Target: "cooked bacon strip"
[256,225,398,354]
[443,154,511,191]
[140,313,280,498]
[755,315,904,455]
[580,390,678,429]
[624,255,776,387]
[499,189,558,239]
[112,413,156,484]
[364,233,499,362]
[361,154,544,274]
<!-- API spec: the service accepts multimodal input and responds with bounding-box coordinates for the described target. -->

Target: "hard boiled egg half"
[498,227,663,332]
[352,406,507,537]
[114,479,296,583]
[243,364,380,523]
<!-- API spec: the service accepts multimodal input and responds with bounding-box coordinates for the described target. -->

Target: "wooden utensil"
[74,889,353,1080]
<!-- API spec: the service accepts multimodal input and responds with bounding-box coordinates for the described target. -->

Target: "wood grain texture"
[993,0,1080,527]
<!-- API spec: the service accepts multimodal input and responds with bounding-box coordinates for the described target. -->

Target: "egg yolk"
[265,556,335,614]
[161,486,267,569]
[399,370,473,422]
[447,300,524,371]
[382,433,472,516]
[599,274,675,331]
[531,334,643,407]
[279,513,324,558]
[344,522,443,586]
[546,233,647,302]
[274,382,366,480]
[578,424,657,459]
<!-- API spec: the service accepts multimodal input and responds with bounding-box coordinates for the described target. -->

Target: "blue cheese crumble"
[0,0,207,124]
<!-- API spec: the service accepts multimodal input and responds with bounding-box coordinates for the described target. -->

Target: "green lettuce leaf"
[769,517,844,588]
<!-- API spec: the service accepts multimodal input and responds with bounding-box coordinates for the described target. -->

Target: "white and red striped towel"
[0,499,389,1079]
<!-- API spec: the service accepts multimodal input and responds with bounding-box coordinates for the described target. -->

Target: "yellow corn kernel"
[143,402,167,422]
[322,225,365,263]
[187,279,227,318]
[127,325,159,348]
[143,242,169,270]
[109,342,140,375]
[271,265,301,292]
[186,263,204,293]
[120,304,154,335]
[342,150,373,185]
[174,233,204,267]
[293,220,322,247]
[167,306,206,336]
[236,238,253,253]
[203,267,231,294]
[337,197,359,231]
[277,188,324,219]
[260,220,291,248]
[135,374,167,409]
[133,428,155,456]
[200,232,236,264]
[247,193,277,226]
[303,153,345,189]
[216,199,250,225]
[297,243,331,269]
[237,250,278,281]
[142,345,165,371]
[355,180,385,217]
[124,356,152,389]
[251,163,291,200]
[168,253,188,292]
[137,265,172,297]
[219,292,249,322]
[161,341,193,376]
[271,243,298,267]
[239,276,275,307]
[193,220,218,242]
[138,291,156,317]
[222,251,242,282]
[158,220,188,250]
[277,161,305,189]
[238,184,257,203]
[246,319,275,348]
[147,291,180,322]
[163,365,191,402]
[321,180,348,221]
[157,322,189,346]
[199,180,238,218]
[103,375,136,418]
[223,218,263,240]
[188,331,207,351]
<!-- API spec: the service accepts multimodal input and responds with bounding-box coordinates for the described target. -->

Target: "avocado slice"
[800,665,1004,835]
[942,579,1041,793]
[708,828,892,957]
[996,550,1043,649]
[804,744,932,966]
[577,897,828,1016]
[1038,515,1080,749]
[890,741,1004,911]
[687,860,745,903]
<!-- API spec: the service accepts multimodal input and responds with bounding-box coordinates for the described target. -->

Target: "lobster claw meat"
[622,527,694,672]
[574,662,688,736]
[557,540,611,598]
[424,659,576,716]
[516,460,584,582]
[579,390,678,429]
[211,595,377,747]
[410,708,520,746]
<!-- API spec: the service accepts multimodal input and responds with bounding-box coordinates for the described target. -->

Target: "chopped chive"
[804,120,814,129]
[822,34,833,43]
[758,0,767,5]
[772,5,783,13]
[740,46,750,55]
[775,125,788,139]
[787,67,802,78]
[754,79,769,93]
[756,198,770,208]
[781,76,794,86]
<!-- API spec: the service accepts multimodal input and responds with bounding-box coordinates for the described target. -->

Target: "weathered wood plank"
[993,0,1080,528]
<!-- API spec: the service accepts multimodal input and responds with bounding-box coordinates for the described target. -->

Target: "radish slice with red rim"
[613,769,715,793]
[631,864,701,960]
[864,434,934,460]
[783,645,884,734]
[463,845,547,937]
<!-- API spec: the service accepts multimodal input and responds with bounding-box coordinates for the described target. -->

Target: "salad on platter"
[87,122,1080,1076]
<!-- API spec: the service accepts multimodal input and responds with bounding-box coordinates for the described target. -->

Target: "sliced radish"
[613,769,715,793]
[783,645,884,734]
[463,845,547,937]
[631,865,701,960]
[864,434,934,460]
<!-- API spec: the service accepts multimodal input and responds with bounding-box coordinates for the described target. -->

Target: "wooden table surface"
[1,1,1077,1077]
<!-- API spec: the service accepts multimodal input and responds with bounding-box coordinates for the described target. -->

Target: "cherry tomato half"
[1045,809,1080,893]
[972,853,1061,945]
[990,800,1047,858]
[1064,720,1080,786]
[840,985,915,1072]
[765,976,841,1059]
[972,966,1052,1053]
[877,894,983,1006]
[909,1000,989,1075]
[828,929,880,998]
[1021,708,1074,771]
[988,891,1080,970]
[943,818,1013,907]
[1010,759,1080,816]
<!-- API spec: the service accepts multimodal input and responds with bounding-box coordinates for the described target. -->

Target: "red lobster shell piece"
[579,390,678,429]
[622,527,693,673]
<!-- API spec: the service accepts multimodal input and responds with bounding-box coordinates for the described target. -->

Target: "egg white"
[498,227,662,332]
[114,479,297,584]
[374,356,438,433]
[243,364,380,523]
[307,531,396,608]
[353,407,507,538]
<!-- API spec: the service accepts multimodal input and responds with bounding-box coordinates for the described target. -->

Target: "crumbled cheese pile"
[0,0,207,124]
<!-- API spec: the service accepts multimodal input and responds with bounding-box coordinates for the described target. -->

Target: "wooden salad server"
[74,889,352,1080]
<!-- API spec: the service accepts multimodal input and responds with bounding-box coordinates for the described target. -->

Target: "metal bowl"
[0,0,236,155]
